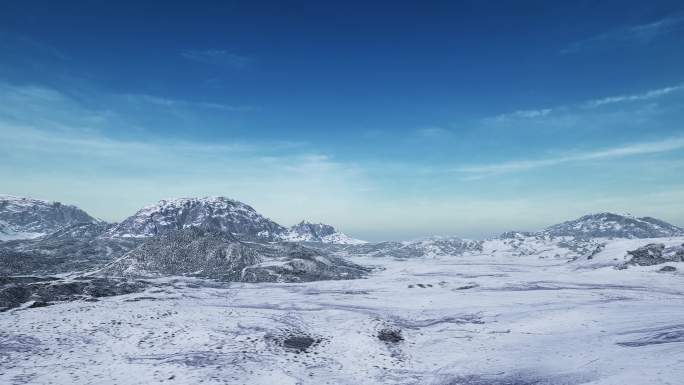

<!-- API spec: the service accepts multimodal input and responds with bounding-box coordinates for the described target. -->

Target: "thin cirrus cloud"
[121,93,256,112]
[180,49,252,68]
[485,108,553,123]
[0,82,292,161]
[584,84,684,108]
[416,127,450,138]
[0,81,258,139]
[456,137,684,177]
[561,16,684,54]
[0,82,373,227]
[485,83,684,123]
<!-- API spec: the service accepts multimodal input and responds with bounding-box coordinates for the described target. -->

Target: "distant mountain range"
[4,195,682,245]
[1,194,683,281]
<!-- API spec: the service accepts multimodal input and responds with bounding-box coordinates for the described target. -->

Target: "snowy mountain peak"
[0,195,100,241]
[106,196,286,240]
[543,212,684,239]
[281,220,366,245]
[292,221,337,238]
[106,197,366,244]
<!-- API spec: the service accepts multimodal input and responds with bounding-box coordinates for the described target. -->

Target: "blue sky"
[1,1,683,241]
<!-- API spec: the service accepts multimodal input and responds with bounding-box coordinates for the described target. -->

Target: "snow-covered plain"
[2,237,683,385]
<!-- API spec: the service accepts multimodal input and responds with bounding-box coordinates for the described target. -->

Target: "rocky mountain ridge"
[2,194,683,279]
[99,227,368,282]
[105,197,287,241]
[0,195,368,281]
[104,197,366,244]
[0,195,101,241]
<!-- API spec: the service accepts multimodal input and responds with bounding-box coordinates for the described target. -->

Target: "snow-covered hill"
[328,236,483,259]
[99,227,368,282]
[398,236,483,258]
[542,212,684,239]
[0,222,140,276]
[0,195,100,241]
[281,221,366,244]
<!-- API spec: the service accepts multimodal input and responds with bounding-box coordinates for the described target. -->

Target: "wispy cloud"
[0,82,292,159]
[0,82,373,228]
[0,82,264,142]
[561,16,684,54]
[485,108,553,123]
[122,93,256,112]
[457,137,684,177]
[416,127,450,138]
[180,49,252,68]
[484,83,683,124]
[584,84,684,107]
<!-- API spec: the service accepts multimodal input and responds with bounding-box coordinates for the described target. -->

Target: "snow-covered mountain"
[281,221,366,244]
[542,212,684,239]
[0,195,100,241]
[106,197,365,245]
[106,197,287,241]
[99,227,368,282]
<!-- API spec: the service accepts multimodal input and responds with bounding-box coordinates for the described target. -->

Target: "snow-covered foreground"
[2,241,684,385]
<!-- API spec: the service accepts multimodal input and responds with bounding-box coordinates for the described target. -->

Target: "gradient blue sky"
[1,0,683,241]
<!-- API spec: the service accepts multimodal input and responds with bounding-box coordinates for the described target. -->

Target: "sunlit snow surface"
[2,238,684,385]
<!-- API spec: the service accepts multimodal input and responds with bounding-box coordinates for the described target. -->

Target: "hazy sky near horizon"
[1,1,684,241]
